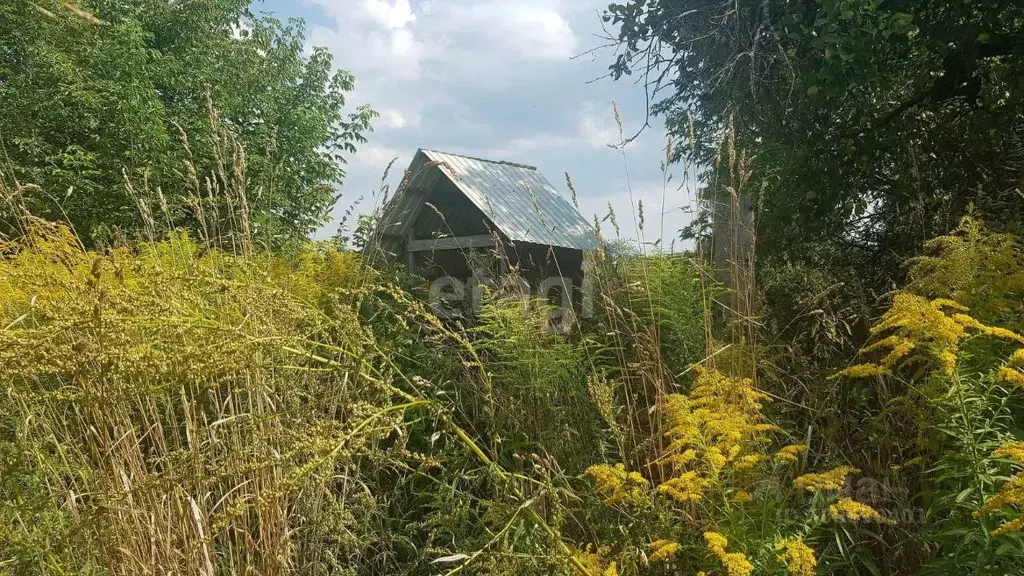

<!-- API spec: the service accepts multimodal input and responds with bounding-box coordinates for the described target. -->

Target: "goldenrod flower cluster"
[838,363,888,378]
[994,442,1024,465]
[658,367,775,503]
[703,532,753,576]
[732,490,753,503]
[657,470,707,502]
[648,539,680,562]
[583,463,649,505]
[774,444,808,463]
[828,497,885,523]
[891,456,924,471]
[573,546,618,576]
[907,215,1024,317]
[793,466,858,492]
[704,531,729,554]
[998,349,1024,388]
[999,366,1024,388]
[838,293,1024,379]
[775,538,817,576]
[977,473,1024,536]
[977,441,1024,536]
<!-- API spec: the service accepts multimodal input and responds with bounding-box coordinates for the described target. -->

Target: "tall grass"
[4,98,1024,576]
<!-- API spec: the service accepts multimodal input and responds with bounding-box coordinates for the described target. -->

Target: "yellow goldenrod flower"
[573,545,614,576]
[879,339,916,366]
[838,292,1024,380]
[775,538,817,576]
[998,366,1024,388]
[993,517,1024,536]
[734,454,764,469]
[648,539,680,562]
[721,552,754,576]
[862,334,906,353]
[931,298,970,312]
[703,531,728,555]
[732,490,753,503]
[584,463,649,505]
[937,351,957,374]
[703,532,753,576]
[704,532,753,576]
[994,442,1024,466]
[793,466,859,492]
[666,448,698,467]
[891,456,924,471]
[775,444,808,463]
[657,367,774,501]
[983,444,1024,535]
[951,312,985,330]
[838,363,887,378]
[978,325,1024,345]
[658,471,706,503]
[706,446,728,470]
[977,474,1024,536]
[829,497,886,522]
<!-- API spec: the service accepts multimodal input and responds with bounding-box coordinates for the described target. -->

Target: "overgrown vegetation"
[3,1,1024,575]
[0,0,375,249]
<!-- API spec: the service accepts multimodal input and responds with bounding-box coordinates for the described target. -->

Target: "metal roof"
[399,148,598,251]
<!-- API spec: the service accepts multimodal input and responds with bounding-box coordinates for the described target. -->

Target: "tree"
[0,0,375,249]
[603,0,1024,284]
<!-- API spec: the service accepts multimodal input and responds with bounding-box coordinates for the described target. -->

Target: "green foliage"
[7,9,1024,567]
[471,294,602,473]
[758,261,871,454]
[5,203,1024,576]
[601,3,1024,569]
[921,369,1024,575]
[0,0,375,249]
[0,221,410,574]
[586,251,707,385]
[605,0,1024,283]
[908,214,1024,329]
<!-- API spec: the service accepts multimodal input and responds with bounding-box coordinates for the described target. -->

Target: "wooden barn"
[376,149,598,317]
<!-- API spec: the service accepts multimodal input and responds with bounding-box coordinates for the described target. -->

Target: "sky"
[258,0,696,249]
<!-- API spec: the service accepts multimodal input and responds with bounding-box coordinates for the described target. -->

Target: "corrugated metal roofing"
[413,149,598,251]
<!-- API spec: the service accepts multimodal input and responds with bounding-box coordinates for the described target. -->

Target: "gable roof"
[381,149,598,251]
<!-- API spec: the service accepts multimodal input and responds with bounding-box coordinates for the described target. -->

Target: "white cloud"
[578,101,626,149]
[482,133,575,158]
[349,144,402,170]
[365,0,416,29]
[480,101,633,157]
[305,0,582,104]
[381,110,409,129]
[507,7,577,59]
[282,0,678,244]
[577,179,697,250]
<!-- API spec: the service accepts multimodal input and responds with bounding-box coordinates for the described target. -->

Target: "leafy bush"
[4,196,1024,576]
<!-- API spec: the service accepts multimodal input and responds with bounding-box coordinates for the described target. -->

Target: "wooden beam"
[407,234,496,252]
[406,229,415,271]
